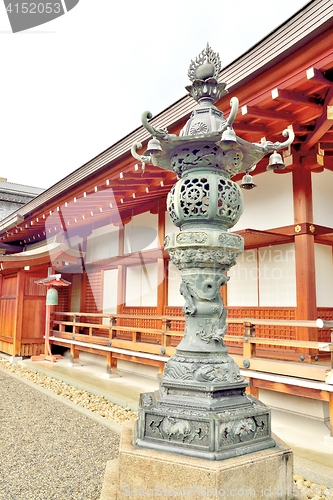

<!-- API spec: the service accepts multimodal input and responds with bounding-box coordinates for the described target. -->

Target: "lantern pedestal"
[30,303,63,363]
[107,423,294,500]
[31,355,63,362]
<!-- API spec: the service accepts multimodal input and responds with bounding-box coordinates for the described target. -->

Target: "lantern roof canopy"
[35,274,71,286]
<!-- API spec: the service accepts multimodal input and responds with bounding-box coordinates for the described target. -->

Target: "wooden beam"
[241,105,293,122]
[249,378,330,402]
[271,88,323,111]
[233,356,328,382]
[116,266,126,313]
[329,392,333,437]
[302,151,325,172]
[300,87,333,153]
[235,122,268,134]
[106,351,117,374]
[306,67,333,87]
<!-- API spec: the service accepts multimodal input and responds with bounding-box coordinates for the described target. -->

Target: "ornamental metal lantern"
[32,273,71,363]
[131,44,294,460]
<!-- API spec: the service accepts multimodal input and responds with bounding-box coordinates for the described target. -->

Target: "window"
[227,243,296,307]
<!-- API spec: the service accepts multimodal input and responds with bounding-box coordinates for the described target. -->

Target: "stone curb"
[294,456,333,489]
[20,360,139,412]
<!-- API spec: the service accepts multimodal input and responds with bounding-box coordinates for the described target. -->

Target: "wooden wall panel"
[317,307,333,342]
[56,286,70,313]
[85,270,102,318]
[227,307,296,341]
[20,342,44,357]
[0,299,16,338]
[121,307,158,329]
[24,276,47,296]
[164,306,184,333]
[22,298,45,340]
[0,340,14,355]
[2,276,17,296]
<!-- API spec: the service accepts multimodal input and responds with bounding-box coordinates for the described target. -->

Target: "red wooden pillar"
[107,225,126,374]
[157,206,167,317]
[116,225,126,314]
[79,235,88,313]
[292,166,318,360]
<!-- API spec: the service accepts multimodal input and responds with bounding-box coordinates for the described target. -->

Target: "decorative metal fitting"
[145,138,164,157]
[161,347,166,355]
[266,150,285,171]
[185,43,228,104]
[130,44,295,182]
[243,359,250,368]
[220,126,238,145]
[299,355,305,361]
[240,172,256,190]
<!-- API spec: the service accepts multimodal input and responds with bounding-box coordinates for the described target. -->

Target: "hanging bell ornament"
[46,286,58,306]
[144,137,164,157]
[266,150,285,171]
[220,126,237,144]
[240,173,256,190]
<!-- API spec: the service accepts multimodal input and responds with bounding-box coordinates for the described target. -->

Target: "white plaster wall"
[70,274,81,312]
[124,212,158,253]
[126,263,158,307]
[233,172,294,231]
[86,224,119,262]
[315,243,333,307]
[312,170,333,228]
[165,211,180,238]
[103,268,118,315]
[167,261,183,307]
[258,243,296,307]
[227,250,259,306]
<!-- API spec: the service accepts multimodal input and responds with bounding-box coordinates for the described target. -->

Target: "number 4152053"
[6,3,62,14]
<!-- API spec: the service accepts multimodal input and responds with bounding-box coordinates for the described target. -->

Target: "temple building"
[0,0,332,433]
[0,178,44,222]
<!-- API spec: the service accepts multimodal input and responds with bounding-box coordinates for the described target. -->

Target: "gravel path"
[0,369,120,500]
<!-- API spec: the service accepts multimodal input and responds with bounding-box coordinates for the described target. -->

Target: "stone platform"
[107,423,294,500]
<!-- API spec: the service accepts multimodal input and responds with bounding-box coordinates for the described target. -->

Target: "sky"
[0,0,309,190]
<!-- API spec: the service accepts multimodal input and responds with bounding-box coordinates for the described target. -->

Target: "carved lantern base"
[135,379,275,460]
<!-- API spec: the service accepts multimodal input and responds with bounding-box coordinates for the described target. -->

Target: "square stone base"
[108,422,293,500]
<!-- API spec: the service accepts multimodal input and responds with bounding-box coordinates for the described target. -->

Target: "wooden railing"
[50,312,333,364]
[49,312,333,436]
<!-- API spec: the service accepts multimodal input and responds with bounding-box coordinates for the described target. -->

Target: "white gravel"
[0,369,121,499]
[1,358,333,499]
